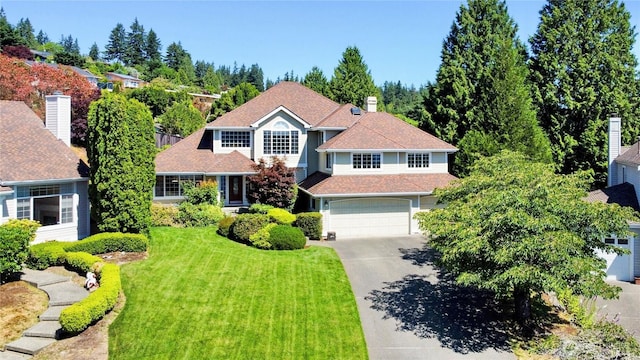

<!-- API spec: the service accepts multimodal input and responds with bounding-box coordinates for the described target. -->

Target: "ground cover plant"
[109,227,367,359]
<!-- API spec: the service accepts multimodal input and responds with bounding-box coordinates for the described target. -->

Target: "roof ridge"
[357,113,409,149]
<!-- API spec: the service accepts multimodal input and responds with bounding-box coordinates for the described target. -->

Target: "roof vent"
[350,107,361,115]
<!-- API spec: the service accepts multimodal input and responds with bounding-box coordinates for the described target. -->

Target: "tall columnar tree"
[329,46,382,108]
[87,93,156,234]
[415,151,637,324]
[89,42,100,61]
[124,18,146,66]
[104,23,126,63]
[302,66,331,97]
[36,30,48,45]
[421,0,551,175]
[145,28,162,62]
[529,0,640,188]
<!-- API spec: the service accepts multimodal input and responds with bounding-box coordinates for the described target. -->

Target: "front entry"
[229,176,243,204]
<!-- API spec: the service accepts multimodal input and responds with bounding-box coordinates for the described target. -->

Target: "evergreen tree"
[421,0,551,175]
[164,41,187,70]
[329,46,381,108]
[36,30,48,45]
[124,18,146,66]
[104,23,126,63]
[145,28,161,61]
[246,64,264,91]
[59,34,77,53]
[0,8,19,47]
[302,66,331,97]
[15,18,36,47]
[87,93,156,234]
[89,42,100,60]
[529,0,640,188]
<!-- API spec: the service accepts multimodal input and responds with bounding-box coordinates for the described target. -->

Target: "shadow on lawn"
[365,244,512,354]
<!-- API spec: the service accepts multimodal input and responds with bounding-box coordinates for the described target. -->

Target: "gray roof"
[616,141,640,166]
[586,182,640,212]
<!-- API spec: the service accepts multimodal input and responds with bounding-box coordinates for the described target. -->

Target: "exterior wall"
[306,131,320,174]
[212,129,253,159]
[633,226,640,277]
[616,164,640,202]
[331,151,450,176]
[253,112,308,170]
[76,181,90,239]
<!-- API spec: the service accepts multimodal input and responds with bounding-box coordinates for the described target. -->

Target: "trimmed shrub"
[249,203,274,214]
[27,242,67,270]
[230,213,269,243]
[151,203,179,227]
[267,208,296,225]
[249,223,277,249]
[65,232,149,254]
[63,252,102,273]
[268,225,306,250]
[60,263,121,333]
[295,212,323,240]
[0,219,40,282]
[217,216,235,237]
[177,203,225,227]
[181,179,219,206]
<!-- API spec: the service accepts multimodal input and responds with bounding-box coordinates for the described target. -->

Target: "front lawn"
[109,227,367,359]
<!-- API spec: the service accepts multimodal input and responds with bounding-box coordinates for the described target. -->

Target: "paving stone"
[39,306,67,321]
[19,269,69,288]
[4,337,55,356]
[23,321,61,339]
[0,350,32,360]
[40,282,88,306]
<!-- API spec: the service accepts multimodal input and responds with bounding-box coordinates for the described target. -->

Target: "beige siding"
[212,129,253,159]
[254,112,308,169]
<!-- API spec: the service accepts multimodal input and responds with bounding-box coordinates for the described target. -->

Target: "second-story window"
[408,153,430,168]
[352,153,381,169]
[264,121,299,155]
[221,131,251,148]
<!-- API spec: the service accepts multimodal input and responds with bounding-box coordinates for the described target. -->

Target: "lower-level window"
[16,185,74,226]
[155,175,204,197]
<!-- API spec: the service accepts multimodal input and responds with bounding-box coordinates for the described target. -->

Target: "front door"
[229,176,243,203]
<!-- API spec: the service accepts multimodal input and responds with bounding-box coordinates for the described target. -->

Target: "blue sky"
[3,1,640,87]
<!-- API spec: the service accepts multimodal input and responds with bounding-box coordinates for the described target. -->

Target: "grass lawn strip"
[109,227,367,360]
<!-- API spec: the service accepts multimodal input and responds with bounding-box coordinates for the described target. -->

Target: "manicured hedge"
[249,223,277,249]
[231,214,269,243]
[59,263,121,333]
[267,208,296,225]
[65,232,149,254]
[268,225,306,250]
[217,216,235,237]
[26,242,67,270]
[294,212,323,240]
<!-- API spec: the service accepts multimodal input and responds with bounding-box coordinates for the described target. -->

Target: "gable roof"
[299,171,458,197]
[207,82,340,128]
[318,112,457,152]
[586,182,640,212]
[155,128,256,174]
[616,141,640,166]
[0,100,88,184]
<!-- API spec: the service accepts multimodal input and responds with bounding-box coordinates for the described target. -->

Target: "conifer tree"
[15,18,36,48]
[329,46,382,108]
[145,28,162,62]
[529,0,640,187]
[303,66,331,97]
[124,18,146,66]
[104,23,126,63]
[89,42,100,61]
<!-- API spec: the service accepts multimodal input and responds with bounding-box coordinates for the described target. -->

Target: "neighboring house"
[105,72,145,89]
[155,81,458,238]
[586,115,640,281]
[0,96,90,243]
[24,60,100,87]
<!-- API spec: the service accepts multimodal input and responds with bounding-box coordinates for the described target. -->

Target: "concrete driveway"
[597,280,640,342]
[317,236,515,360]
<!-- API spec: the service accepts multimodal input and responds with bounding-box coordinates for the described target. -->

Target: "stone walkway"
[0,269,88,359]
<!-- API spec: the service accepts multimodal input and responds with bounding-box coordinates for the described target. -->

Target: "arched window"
[264,122,299,154]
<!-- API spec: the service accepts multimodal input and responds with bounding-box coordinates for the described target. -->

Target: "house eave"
[316,148,458,153]
[1,178,88,186]
[301,190,434,198]
[205,126,251,130]
[250,106,312,129]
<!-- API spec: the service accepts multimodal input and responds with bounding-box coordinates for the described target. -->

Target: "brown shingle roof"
[207,82,340,128]
[0,100,87,183]
[299,171,458,196]
[318,112,457,151]
[314,104,362,129]
[617,141,640,166]
[155,128,256,174]
[586,182,640,212]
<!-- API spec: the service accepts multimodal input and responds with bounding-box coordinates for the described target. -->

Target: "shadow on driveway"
[365,245,512,354]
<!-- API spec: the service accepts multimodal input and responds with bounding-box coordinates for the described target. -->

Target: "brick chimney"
[45,92,71,147]
[608,114,621,187]
[365,96,377,113]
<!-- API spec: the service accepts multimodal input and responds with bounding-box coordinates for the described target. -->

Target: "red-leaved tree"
[247,157,297,209]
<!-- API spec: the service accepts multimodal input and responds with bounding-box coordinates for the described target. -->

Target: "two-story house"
[155,82,457,238]
[0,95,91,243]
[587,115,640,281]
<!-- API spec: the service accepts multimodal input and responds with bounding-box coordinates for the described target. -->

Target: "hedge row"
[27,232,147,333]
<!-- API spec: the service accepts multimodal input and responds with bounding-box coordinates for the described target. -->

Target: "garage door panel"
[329,198,409,238]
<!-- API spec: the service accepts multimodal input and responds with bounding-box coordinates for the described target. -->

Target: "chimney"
[365,96,377,113]
[608,114,621,187]
[45,92,71,147]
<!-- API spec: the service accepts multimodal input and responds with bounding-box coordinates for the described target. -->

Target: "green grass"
[109,227,368,360]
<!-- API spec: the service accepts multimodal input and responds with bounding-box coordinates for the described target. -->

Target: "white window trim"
[351,152,382,170]
[407,152,431,169]
[221,131,251,148]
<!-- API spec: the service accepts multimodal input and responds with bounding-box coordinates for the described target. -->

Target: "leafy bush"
[268,225,306,250]
[295,212,323,240]
[230,213,269,243]
[60,263,121,333]
[0,219,40,282]
[65,232,149,254]
[177,203,225,227]
[249,203,274,214]
[27,242,67,270]
[268,208,296,225]
[249,223,277,249]
[151,203,179,227]
[246,157,296,209]
[182,180,219,206]
[217,216,235,237]
[63,252,102,273]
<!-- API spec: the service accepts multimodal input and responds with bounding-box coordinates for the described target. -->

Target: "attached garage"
[328,198,411,238]
[599,236,634,282]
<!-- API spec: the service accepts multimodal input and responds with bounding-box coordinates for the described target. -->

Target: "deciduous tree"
[247,157,297,209]
[157,100,205,137]
[87,93,156,234]
[208,82,259,120]
[415,151,637,324]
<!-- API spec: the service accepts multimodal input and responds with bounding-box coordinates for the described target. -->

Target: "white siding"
[330,151,450,176]
[254,112,308,169]
[633,227,640,277]
[212,129,253,159]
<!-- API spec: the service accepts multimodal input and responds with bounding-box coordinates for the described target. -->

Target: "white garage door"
[329,198,410,238]
[599,237,632,281]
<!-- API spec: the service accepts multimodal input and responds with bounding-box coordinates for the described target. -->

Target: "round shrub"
[0,219,39,282]
[294,212,323,240]
[217,215,235,237]
[177,203,225,227]
[268,225,306,250]
[230,213,269,243]
[151,203,179,227]
[267,208,296,225]
[249,223,277,249]
[27,241,66,270]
